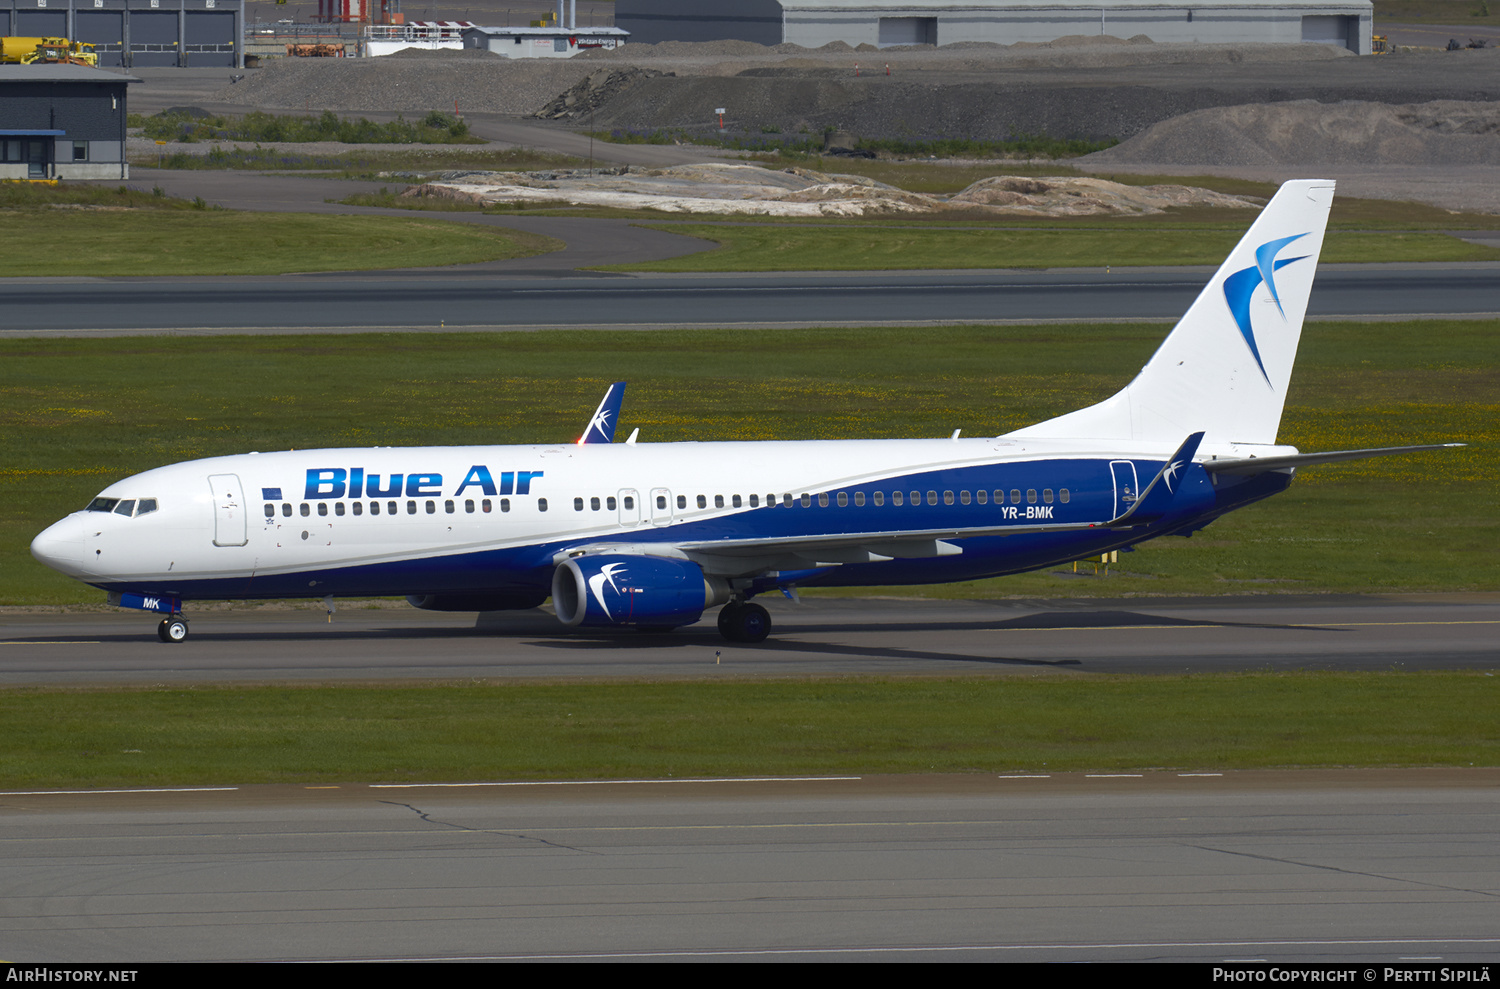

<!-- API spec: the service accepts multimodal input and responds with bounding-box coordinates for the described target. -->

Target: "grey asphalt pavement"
[3,771,1497,962]
[3,595,1497,684]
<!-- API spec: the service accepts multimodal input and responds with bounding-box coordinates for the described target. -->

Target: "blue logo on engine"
[1222,232,1310,386]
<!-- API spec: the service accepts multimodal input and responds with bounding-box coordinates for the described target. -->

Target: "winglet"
[578,381,626,445]
[1110,432,1208,526]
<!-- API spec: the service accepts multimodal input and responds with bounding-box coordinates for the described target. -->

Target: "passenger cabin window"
[538,498,548,512]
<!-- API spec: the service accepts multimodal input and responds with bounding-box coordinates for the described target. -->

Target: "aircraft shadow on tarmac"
[6,610,1353,671]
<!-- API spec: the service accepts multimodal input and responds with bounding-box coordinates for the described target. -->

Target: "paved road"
[3,263,1497,335]
[3,771,1497,962]
[4,596,1497,684]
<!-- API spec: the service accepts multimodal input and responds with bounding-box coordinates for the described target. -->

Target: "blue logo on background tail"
[1222,233,1309,386]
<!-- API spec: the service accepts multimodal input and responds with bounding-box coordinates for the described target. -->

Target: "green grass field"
[0,211,559,276]
[1,674,1495,788]
[604,224,1500,271]
[3,321,1495,606]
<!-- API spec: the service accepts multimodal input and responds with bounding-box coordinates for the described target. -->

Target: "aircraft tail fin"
[1008,179,1336,448]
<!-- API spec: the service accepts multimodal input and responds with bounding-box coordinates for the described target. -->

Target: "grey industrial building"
[616,0,1374,55]
[1,0,243,67]
[0,64,133,179]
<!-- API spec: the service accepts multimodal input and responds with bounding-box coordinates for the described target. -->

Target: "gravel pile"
[208,54,601,115]
[1084,99,1500,167]
[535,68,675,121]
[208,40,1500,149]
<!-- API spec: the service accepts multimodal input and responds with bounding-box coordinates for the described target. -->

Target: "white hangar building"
[615,0,1374,56]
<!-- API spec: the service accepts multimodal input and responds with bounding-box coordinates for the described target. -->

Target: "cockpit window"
[87,497,158,517]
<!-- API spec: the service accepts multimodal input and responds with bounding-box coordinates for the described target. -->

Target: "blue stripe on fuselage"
[93,459,1292,602]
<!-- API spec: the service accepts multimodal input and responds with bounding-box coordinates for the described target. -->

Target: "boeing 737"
[30,180,1459,644]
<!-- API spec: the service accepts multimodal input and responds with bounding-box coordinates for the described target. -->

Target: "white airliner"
[31,180,1457,644]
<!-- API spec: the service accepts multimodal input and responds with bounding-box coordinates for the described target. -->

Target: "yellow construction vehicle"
[0,36,99,66]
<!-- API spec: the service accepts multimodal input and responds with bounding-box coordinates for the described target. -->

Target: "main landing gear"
[717,601,770,644]
[156,614,189,643]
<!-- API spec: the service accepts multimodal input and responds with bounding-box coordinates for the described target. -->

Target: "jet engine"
[552,554,730,629]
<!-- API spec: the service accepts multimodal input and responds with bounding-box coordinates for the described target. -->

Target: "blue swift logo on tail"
[1222,233,1310,386]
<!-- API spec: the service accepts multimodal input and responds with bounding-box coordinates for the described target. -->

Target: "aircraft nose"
[31,515,85,575]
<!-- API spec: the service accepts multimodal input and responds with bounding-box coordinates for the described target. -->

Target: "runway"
[1,263,1497,336]
[3,595,1497,684]
[2,771,1497,962]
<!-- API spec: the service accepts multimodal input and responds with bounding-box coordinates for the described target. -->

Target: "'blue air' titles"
[302,466,544,500]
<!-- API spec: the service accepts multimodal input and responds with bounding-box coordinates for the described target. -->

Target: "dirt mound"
[1084,99,1500,166]
[208,57,598,115]
[383,46,502,59]
[417,166,1256,218]
[950,176,1257,215]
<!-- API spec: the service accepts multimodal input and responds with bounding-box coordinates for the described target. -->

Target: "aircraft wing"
[1203,443,1464,475]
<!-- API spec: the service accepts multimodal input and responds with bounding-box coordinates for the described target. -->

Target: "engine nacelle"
[406,590,548,612]
[552,554,729,628]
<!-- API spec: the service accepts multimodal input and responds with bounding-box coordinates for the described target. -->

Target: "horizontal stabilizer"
[1204,443,1466,475]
